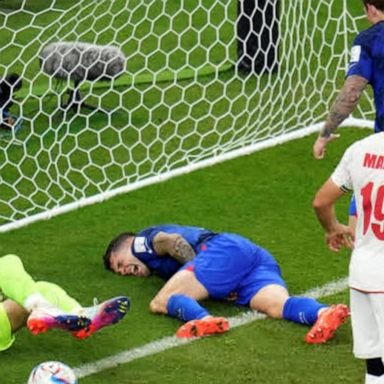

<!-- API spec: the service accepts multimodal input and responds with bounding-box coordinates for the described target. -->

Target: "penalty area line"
[74,277,348,379]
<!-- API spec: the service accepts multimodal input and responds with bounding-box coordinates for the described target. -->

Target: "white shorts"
[351,288,384,359]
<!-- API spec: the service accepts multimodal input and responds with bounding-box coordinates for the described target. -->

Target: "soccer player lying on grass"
[0,254,130,351]
[103,224,349,342]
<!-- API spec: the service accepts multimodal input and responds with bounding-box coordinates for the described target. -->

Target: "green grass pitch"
[0,127,369,383]
[0,0,374,382]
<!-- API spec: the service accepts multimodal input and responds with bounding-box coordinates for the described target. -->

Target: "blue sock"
[283,297,328,325]
[167,294,210,322]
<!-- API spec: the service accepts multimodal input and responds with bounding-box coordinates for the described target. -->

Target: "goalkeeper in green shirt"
[0,254,130,351]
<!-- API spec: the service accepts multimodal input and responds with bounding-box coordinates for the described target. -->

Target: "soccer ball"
[27,361,77,384]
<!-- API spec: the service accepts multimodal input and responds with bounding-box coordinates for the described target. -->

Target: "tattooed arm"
[313,75,368,159]
[152,232,196,264]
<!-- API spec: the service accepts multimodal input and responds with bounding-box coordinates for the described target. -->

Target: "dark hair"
[103,232,136,270]
[363,0,384,11]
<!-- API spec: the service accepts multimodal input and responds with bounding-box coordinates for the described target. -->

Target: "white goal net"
[0,0,374,232]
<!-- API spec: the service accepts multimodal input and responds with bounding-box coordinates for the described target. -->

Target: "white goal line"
[74,277,348,379]
[0,118,373,234]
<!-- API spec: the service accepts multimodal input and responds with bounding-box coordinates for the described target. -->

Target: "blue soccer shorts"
[349,194,357,217]
[181,233,287,306]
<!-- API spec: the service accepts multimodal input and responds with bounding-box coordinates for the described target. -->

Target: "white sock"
[73,298,99,317]
[24,293,55,312]
[366,374,384,384]
[366,374,376,384]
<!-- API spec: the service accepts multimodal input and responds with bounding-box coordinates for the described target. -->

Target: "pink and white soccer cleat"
[27,310,90,335]
[72,296,130,339]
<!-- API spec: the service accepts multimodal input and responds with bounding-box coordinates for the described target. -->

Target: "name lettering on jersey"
[350,45,361,63]
[133,236,152,254]
[363,153,384,169]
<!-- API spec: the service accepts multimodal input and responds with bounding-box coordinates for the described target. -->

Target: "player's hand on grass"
[325,224,354,252]
[313,134,340,159]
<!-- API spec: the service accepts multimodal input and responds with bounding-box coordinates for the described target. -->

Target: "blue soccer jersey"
[131,224,287,304]
[347,21,384,132]
[131,224,217,279]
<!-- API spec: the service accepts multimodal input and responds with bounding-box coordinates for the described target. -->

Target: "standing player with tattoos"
[313,1,384,160]
[313,0,384,232]
[103,224,348,343]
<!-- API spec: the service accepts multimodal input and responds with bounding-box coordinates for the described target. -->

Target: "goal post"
[0,0,374,232]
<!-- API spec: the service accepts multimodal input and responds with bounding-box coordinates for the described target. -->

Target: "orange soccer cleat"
[176,316,229,338]
[305,304,350,344]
